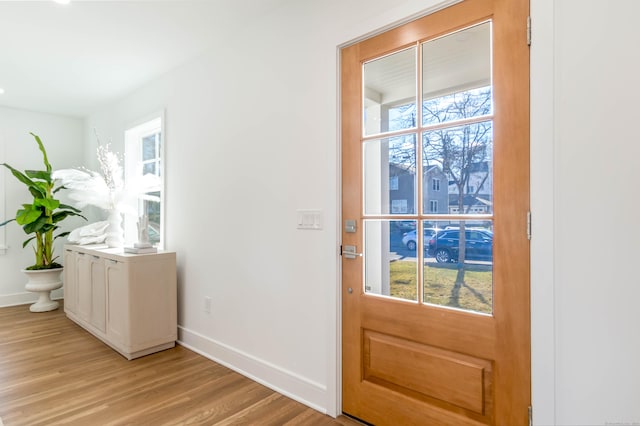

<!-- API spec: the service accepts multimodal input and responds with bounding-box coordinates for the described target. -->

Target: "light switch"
[297,210,322,230]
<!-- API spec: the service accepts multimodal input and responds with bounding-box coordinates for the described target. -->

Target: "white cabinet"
[63,244,177,360]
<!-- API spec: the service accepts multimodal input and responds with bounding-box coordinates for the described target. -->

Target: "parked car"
[392,220,416,232]
[427,228,493,263]
[402,228,441,251]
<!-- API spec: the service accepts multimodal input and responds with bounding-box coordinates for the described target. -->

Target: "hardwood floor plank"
[0,304,361,425]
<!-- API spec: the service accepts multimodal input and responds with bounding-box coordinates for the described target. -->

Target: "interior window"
[124,115,164,249]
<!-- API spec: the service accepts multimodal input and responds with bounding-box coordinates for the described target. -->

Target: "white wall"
[532,1,640,425]
[554,1,640,424]
[0,107,84,306]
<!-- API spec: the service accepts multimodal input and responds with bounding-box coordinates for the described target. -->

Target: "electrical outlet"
[204,296,212,314]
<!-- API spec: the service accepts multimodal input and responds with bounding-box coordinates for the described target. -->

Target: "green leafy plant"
[0,133,86,270]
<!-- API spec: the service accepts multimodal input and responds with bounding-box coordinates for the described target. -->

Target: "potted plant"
[0,132,85,312]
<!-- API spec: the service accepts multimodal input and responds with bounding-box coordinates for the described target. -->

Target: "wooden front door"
[341,0,530,424]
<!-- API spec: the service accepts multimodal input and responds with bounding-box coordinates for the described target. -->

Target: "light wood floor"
[0,304,362,426]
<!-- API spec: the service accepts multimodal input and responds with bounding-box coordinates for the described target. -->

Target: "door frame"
[333,0,545,420]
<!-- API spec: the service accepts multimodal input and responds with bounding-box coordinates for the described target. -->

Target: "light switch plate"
[297,210,322,230]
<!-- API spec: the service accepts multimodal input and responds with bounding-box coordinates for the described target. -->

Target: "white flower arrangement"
[52,133,130,247]
[53,131,160,247]
[53,143,128,213]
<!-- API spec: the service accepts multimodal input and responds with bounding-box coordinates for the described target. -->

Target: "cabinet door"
[76,253,92,322]
[90,255,106,333]
[105,259,128,346]
[63,249,78,314]
[128,256,178,347]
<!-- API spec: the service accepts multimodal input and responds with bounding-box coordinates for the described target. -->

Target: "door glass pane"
[364,135,417,215]
[423,220,493,314]
[365,220,417,302]
[423,121,493,215]
[363,47,416,136]
[422,21,492,126]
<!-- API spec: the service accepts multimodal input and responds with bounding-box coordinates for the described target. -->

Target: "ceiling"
[0,0,286,118]
[364,21,491,106]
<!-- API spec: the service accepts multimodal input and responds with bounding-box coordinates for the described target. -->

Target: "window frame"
[124,112,165,249]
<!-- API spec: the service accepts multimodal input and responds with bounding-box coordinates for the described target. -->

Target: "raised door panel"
[105,259,129,348]
[90,256,106,333]
[63,249,78,314]
[76,252,92,323]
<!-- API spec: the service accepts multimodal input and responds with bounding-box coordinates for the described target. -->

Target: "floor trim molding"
[0,289,63,308]
[178,325,328,415]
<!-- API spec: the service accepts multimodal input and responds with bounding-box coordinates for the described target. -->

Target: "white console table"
[63,244,177,360]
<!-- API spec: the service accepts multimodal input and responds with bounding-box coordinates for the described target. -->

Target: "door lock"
[345,219,357,233]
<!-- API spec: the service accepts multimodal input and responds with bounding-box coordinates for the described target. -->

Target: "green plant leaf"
[54,231,70,240]
[28,186,46,199]
[1,163,36,188]
[33,180,49,191]
[35,198,60,211]
[0,218,16,227]
[52,210,86,223]
[39,223,56,233]
[30,133,52,173]
[59,203,82,213]
[25,169,52,183]
[22,236,35,248]
[16,207,43,226]
[22,216,47,233]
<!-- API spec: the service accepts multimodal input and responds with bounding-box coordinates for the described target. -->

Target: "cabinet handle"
[92,255,100,260]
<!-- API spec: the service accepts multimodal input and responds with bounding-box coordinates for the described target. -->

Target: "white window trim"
[124,112,165,249]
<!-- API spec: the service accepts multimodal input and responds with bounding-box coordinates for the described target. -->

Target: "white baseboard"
[178,326,328,414]
[0,291,38,308]
[0,289,64,308]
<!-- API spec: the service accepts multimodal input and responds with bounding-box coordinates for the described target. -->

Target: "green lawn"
[389,260,493,314]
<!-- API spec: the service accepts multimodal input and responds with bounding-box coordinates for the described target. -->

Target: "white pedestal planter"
[23,268,63,312]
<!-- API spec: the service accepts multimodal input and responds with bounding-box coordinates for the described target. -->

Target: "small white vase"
[23,268,63,312]
[105,208,124,248]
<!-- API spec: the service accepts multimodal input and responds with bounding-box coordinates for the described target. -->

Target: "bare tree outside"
[385,86,493,308]
[422,87,493,292]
